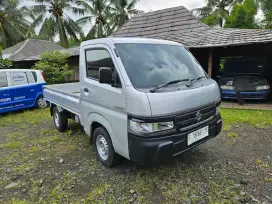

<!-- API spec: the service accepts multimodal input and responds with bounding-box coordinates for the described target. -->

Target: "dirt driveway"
[0,109,271,203]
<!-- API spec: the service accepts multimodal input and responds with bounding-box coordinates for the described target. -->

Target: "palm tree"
[193,0,244,27]
[110,0,142,30]
[76,0,112,39]
[0,0,30,48]
[29,0,85,48]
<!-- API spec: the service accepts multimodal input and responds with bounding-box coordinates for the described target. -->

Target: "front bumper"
[128,115,222,164]
[221,90,270,100]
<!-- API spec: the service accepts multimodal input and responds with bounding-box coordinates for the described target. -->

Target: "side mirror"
[99,67,112,84]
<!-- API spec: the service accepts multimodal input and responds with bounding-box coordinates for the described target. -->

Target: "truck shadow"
[68,121,212,173]
[113,147,209,174]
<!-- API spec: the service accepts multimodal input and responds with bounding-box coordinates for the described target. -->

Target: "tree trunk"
[56,15,68,48]
[97,21,103,38]
[220,17,224,28]
[1,28,8,49]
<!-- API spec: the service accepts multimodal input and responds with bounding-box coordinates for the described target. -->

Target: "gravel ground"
[0,109,271,204]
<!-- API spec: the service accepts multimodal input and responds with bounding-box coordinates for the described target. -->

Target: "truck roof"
[81,37,183,47]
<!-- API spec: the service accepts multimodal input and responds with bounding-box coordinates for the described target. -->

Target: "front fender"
[87,112,123,156]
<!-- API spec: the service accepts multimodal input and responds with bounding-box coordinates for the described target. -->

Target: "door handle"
[83,88,90,96]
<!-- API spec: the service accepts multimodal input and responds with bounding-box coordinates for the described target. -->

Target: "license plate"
[188,126,209,146]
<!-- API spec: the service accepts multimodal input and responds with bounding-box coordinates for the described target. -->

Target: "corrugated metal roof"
[2,39,64,61]
[112,6,272,48]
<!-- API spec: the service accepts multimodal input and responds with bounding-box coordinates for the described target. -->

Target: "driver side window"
[85,49,121,86]
[85,49,115,80]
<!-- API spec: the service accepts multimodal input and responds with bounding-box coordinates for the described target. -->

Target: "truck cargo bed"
[43,83,81,116]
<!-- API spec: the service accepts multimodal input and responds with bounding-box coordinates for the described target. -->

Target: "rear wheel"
[53,107,68,132]
[36,96,48,108]
[93,127,120,167]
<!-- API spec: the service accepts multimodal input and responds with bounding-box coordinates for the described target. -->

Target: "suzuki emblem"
[196,111,202,122]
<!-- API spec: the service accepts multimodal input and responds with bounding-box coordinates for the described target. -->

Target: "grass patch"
[85,184,110,203]
[8,200,29,204]
[13,163,37,173]
[264,177,272,183]
[227,132,238,138]
[0,108,50,126]
[0,141,21,149]
[221,108,272,130]
[256,159,271,168]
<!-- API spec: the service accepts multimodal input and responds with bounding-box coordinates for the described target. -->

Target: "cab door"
[80,44,129,158]
[0,72,12,113]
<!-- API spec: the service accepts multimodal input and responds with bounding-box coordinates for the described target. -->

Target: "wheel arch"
[88,113,122,156]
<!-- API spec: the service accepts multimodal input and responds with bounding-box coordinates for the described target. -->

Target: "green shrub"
[33,51,72,84]
[0,46,12,69]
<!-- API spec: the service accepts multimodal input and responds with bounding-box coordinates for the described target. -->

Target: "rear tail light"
[41,71,46,82]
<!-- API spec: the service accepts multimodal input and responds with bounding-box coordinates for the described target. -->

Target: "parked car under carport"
[219,58,271,101]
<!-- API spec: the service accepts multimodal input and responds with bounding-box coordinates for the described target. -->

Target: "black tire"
[53,107,68,132]
[36,96,48,109]
[93,127,120,167]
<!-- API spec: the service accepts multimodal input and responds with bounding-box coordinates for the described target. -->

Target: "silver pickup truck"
[44,38,222,167]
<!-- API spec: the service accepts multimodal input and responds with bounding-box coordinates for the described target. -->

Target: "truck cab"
[44,38,222,167]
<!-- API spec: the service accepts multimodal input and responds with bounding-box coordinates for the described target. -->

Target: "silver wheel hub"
[54,112,60,127]
[38,98,47,108]
[96,135,109,161]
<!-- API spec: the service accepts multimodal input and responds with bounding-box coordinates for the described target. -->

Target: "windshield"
[223,58,266,75]
[115,43,206,89]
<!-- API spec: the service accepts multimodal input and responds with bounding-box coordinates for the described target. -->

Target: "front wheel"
[53,107,68,132]
[93,127,120,167]
[36,96,48,109]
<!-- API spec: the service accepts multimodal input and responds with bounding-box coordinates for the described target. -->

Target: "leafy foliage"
[29,0,84,48]
[33,51,72,84]
[0,0,30,48]
[0,46,12,69]
[110,0,143,31]
[225,0,258,28]
[193,0,248,27]
[76,0,141,39]
[259,0,272,28]
[76,0,112,39]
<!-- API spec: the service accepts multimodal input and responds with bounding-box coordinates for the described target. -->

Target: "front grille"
[175,104,216,132]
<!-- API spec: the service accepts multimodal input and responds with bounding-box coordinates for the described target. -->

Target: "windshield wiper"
[186,76,206,87]
[150,79,190,93]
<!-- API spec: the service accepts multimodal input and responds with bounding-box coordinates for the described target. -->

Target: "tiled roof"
[3,39,64,61]
[112,6,272,48]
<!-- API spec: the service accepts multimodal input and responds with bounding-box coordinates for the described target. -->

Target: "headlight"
[220,85,234,90]
[129,120,174,134]
[256,85,270,91]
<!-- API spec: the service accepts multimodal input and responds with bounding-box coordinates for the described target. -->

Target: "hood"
[145,79,220,116]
